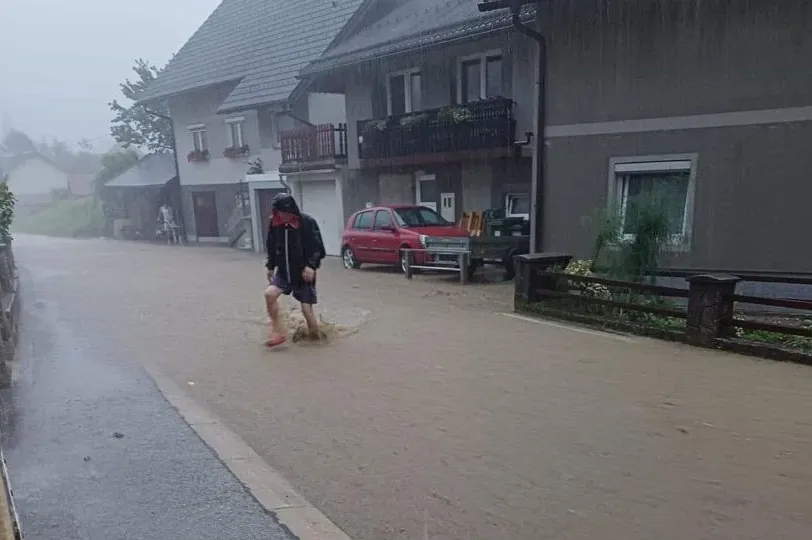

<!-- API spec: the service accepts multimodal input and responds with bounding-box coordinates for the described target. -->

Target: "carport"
[103,154,182,240]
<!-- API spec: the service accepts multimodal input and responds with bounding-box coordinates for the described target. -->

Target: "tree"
[39,137,71,163]
[109,59,173,154]
[2,130,36,154]
[36,137,102,175]
[94,149,140,194]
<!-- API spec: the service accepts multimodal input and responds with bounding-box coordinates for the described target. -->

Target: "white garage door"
[299,180,341,256]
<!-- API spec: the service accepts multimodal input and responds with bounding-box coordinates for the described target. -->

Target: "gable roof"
[138,0,366,113]
[0,152,68,177]
[301,0,536,77]
[104,153,177,189]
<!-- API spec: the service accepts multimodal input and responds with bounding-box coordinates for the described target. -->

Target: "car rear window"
[354,211,373,230]
[374,210,393,230]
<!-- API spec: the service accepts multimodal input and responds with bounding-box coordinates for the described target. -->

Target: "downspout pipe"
[510,12,546,254]
[143,107,187,242]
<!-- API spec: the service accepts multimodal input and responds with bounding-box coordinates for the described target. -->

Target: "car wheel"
[342,246,360,269]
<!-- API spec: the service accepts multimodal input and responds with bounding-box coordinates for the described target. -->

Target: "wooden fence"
[514,253,812,364]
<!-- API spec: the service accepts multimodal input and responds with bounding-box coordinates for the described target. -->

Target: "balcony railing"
[357,97,515,161]
[280,123,348,164]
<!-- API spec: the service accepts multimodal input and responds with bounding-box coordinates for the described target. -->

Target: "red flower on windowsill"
[223,145,250,159]
[187,149,210,163]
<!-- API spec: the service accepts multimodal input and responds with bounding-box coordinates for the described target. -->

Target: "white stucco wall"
[168,86,351,189]
[169,83,282,187]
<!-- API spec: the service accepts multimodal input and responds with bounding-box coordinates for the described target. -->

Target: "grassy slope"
[12,197,104,237]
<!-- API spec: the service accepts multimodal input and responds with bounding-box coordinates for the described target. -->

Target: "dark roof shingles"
[139,0,364,111]
[303,0,536,75]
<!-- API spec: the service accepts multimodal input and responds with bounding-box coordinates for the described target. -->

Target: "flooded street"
[10,235,812,540]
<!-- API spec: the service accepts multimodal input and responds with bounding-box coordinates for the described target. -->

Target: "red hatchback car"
[341,205,469,272]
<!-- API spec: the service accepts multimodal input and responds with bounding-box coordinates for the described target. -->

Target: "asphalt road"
[0,240,294,540]
[4,235,812,540]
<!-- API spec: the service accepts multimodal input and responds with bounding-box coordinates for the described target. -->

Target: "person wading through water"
[263,193,326,347]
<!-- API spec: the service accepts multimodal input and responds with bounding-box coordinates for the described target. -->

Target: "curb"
[0,444,23,539]
[145,366,352,540]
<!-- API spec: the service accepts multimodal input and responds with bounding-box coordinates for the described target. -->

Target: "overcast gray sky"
[0,0,221,150]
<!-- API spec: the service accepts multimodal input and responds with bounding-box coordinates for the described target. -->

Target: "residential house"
[299,0,538,234]
[0,152,71,205]
[304,0,812,273]
[534,0,812,272]
[137,0,371,255]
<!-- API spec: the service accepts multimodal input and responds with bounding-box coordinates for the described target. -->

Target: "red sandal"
[263,335,287,348]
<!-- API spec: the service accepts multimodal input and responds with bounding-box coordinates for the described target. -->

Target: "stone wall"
[0,243,19,387]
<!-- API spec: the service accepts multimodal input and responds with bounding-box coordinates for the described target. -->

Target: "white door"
[299,180,341,256]
[440,192,456,223]
[416,173,437,212]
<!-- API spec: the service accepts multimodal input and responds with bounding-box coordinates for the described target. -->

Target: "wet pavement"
[0,238,294,539]
[4,235,812,540]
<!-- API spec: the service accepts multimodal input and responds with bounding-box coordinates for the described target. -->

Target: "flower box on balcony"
[357,97,515,161]
[187,149,210,163]
[223,145,250,159]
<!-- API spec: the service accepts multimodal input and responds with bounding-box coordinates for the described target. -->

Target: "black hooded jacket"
[265,194,325,286]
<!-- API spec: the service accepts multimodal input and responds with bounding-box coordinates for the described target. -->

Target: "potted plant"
[223,145,251,159]
[187,149,210,163]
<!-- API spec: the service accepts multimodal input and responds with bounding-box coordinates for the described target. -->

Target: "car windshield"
[393,206,450,227]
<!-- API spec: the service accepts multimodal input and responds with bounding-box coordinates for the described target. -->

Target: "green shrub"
[0,180,16,241]
[12,197,103,238]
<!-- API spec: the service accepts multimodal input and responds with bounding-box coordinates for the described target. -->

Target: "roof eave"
[216,96,290,115]
[299,12,533,80]
[136,76,244,108]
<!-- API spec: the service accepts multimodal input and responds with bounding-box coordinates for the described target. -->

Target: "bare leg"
[300,303,319,337]
[264,285,286,339]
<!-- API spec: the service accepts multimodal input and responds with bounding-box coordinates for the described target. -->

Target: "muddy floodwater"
[15,235,812,540]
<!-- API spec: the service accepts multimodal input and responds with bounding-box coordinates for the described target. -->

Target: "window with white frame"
[458,51,503,103]
[225,117,245,148]
[612,158,696,244]
[387,68,422,115]
[505,193,530,219]
[190,127,208,152]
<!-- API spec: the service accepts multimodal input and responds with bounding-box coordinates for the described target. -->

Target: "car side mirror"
[380,224,396,232]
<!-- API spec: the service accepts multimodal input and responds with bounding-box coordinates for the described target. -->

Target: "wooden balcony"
[357,97,516,168]
[279,123,348,172]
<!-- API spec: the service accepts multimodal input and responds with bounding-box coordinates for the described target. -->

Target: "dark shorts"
[271,273,317,305]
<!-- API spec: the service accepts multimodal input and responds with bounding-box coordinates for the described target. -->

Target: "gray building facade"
[304,0,812,272]
[538,0,812,271]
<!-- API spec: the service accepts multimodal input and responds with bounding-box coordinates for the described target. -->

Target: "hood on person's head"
[271,193,301,217]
